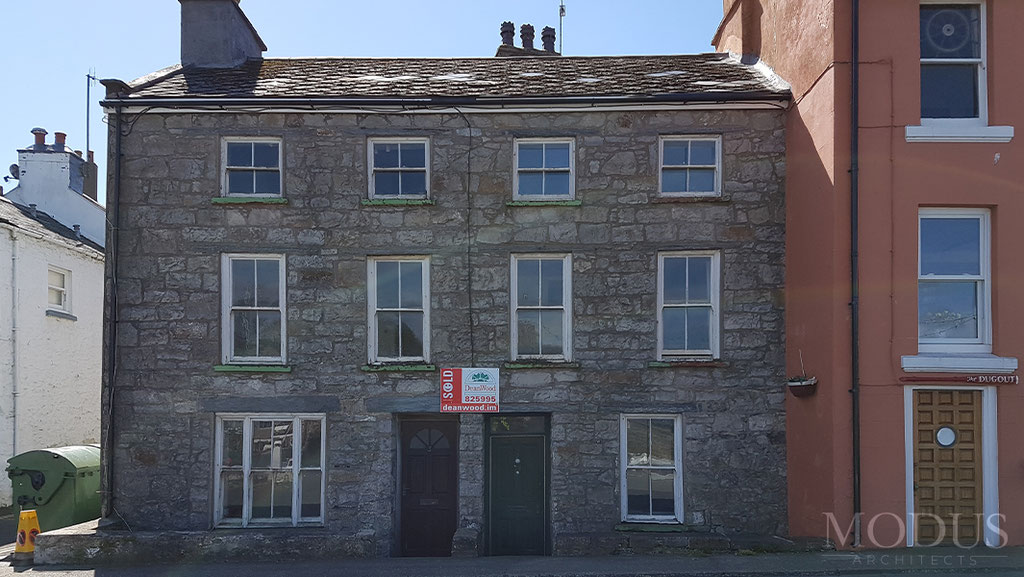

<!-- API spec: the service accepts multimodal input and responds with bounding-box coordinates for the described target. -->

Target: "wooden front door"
[400,420,458,557]
[914,389,983,545]
[486,415,549,556]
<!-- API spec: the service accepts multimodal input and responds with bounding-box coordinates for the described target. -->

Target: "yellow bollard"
[12,510,41,566]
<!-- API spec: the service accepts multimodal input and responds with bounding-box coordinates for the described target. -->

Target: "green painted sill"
[614,523,703,533]
[648,360,728,369]
[361,198,435,206]
[360,364,437,372]
[503,361,580,370]
[214,365,292,373]
[506,200,582,207]
[211,197,288,205]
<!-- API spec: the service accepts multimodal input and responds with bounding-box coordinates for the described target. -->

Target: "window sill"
[652,196,727,204]
[649,359,726,368]
[507,200,582,207]
[614,522,693,533]
[214,365,292,373]
[503,361,580,370]
[45,309,77,321]
[905,124,1014,143]
[361,198,434,206]
[211,197,288,205]
[901,354,1018,374]
[360,363,436,372]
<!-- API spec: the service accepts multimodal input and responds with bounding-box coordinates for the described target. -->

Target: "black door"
[486,415,549,555]
[400,420,458,557]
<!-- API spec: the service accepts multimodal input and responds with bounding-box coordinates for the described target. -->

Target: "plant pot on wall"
[787,376,817,398]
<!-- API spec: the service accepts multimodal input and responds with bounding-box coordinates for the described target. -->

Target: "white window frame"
[620,414,684,524]
[367,256,431,364]
[512,138,576,201]
[221,254,287,365]
[221,137,283,198]
[918,208,991,354]
[47,266,70,313]
[213,414,326,528]
[510,253,573,361]
[658,136,723,198]
[919,0,988,127]
[367,137,431,199]
[657,251,721,360]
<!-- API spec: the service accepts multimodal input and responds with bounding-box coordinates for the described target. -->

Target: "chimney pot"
[31,127,47,146]
[55,132,67,147]
[520,24,535,50]
[542,26,556,52]
[500,21,515,46]
[88,151,95,163]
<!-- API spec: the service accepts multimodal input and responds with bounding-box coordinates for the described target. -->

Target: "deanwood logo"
[823,512,1009,549]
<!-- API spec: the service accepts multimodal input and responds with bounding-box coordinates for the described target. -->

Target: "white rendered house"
[0,129,104,506]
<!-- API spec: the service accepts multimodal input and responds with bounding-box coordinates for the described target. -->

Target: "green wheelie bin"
[6,445,101,532]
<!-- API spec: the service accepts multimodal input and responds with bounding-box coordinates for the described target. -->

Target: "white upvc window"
[918,208,991,354]
[368,138,429,199]
[214,414,325,528]
[221,254,287,364]
[920,1,986,123]
[659,136,722,197]
[620,415,683,523]
[511,254,573,361]
[222,138,282,197]
[513,139,575,200]
[657,252,721,360]
[367,257,430,363]
[47,266,70,312]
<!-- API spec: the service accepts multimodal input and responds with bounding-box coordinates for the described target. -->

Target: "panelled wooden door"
[400,420,458,557]
[914,390,983,545]
[486,415,549,556]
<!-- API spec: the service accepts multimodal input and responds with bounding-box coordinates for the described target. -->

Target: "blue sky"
[1,1,725,204]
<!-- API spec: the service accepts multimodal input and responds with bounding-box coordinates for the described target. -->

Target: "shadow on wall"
[739,0,764,64]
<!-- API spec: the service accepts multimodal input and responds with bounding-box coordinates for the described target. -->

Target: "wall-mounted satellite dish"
[8,164,18,180]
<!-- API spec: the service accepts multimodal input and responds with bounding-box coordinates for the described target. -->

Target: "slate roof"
[0,196,104,256]
[116,54,790,102]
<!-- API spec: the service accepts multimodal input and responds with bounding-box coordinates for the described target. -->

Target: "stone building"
[95,0,790,558]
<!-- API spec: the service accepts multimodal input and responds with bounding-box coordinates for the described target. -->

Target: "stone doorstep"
[34,520,831,566]
[33,520,377,566]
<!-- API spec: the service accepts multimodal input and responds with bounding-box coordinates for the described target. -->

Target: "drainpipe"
[850,0,863,549]
[8,229,17,461]
[101,104,123,519]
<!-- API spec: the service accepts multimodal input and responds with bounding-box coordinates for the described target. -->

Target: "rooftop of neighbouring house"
[107,53,791,103]
[0,195,104,256]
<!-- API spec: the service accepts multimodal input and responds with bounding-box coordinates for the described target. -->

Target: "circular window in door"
[935,426,957,447]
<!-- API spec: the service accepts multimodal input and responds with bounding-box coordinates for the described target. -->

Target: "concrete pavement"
[1,547,1022,577]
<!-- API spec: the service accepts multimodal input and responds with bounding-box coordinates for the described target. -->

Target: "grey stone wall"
[106,108,787,555]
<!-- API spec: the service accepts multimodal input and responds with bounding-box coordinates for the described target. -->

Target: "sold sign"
[440,368,500,413]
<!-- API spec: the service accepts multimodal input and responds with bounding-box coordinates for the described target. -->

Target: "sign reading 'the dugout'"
[440,368,499,413]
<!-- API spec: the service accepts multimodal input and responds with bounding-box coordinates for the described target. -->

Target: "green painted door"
[487,416,548,556]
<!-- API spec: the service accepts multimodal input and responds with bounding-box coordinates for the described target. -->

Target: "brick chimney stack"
[54,132,67,148]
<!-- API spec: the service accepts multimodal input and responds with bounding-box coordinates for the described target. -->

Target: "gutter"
[99,91,791,110]
[850,0,863,548]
